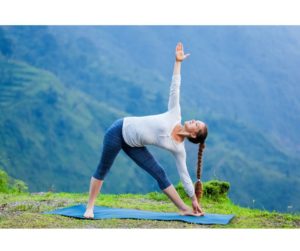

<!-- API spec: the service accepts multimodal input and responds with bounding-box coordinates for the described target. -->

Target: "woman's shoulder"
[166,107,181,120]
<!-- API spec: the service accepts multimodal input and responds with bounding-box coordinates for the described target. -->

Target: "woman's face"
[184,120,205,137]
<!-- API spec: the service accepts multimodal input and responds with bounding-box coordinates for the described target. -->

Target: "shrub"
[0,169,9,193]
[10,179,29,193]
[175,180,230,201]
[0,168,28,194]
[203,180,230,200]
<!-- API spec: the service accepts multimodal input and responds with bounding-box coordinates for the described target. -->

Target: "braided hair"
[187,123,208,202]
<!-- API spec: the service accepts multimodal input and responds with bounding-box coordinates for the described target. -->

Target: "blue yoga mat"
[43,204,234,225]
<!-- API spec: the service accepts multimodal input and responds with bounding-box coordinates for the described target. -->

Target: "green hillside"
[0,57,132,192]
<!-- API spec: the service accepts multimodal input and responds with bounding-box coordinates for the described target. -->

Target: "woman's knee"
[92,170,105,180]
[148,163,171,190]
[157,174,172,190]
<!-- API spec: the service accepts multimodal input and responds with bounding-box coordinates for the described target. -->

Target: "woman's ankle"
[86,205,94,210]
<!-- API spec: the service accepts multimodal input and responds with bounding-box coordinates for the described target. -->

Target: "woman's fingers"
[189,211,201,216]
[196,207,205,216]
[198,207,205,215]
[194,212,203,216]
[195,211,203,216]
[176,42,182,51]
[181,208,203,217]
[175,42,190,61]
[195,205,204,214]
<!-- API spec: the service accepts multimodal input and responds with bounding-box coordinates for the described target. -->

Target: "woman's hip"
[103,118,125,144]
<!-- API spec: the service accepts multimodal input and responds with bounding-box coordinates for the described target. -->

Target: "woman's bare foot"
[84,208,94,219]
[179,208,204,217]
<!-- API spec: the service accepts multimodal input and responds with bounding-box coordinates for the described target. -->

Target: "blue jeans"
[93,118,172,190]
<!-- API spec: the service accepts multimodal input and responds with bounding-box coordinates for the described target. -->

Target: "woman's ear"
[190,132,197,138]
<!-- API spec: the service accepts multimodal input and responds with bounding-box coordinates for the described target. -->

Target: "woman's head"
[184,119,208,202]
[184,119,208,144]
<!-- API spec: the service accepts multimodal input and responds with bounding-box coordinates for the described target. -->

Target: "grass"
[1,191,300,229]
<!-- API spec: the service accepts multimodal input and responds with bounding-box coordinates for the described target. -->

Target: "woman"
[84,42,208,218]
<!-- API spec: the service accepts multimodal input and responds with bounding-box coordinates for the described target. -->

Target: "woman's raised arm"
[168,42,190,111]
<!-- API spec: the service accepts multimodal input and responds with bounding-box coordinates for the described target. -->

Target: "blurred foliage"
[175,180,230,202]
[0,168,28,193]
[203,180,230,201]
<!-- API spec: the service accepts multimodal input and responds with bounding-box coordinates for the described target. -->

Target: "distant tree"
[0,168,28,193]
[0,169,9,193]
[11,179,28,193]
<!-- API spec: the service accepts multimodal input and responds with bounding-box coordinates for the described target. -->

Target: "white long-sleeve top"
[122,74,195,198]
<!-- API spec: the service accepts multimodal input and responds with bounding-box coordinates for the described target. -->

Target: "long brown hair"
[187,123,208,202]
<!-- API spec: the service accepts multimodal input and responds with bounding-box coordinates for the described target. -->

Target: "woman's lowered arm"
[174,151,205,215]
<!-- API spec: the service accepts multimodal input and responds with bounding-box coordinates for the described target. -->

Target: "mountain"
[0,56,128,192]
[0,26,300,213]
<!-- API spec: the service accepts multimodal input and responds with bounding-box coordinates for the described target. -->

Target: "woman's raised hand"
[175,42,190,62]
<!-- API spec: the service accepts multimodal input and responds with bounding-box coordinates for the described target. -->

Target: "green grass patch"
[1,190,300,229]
